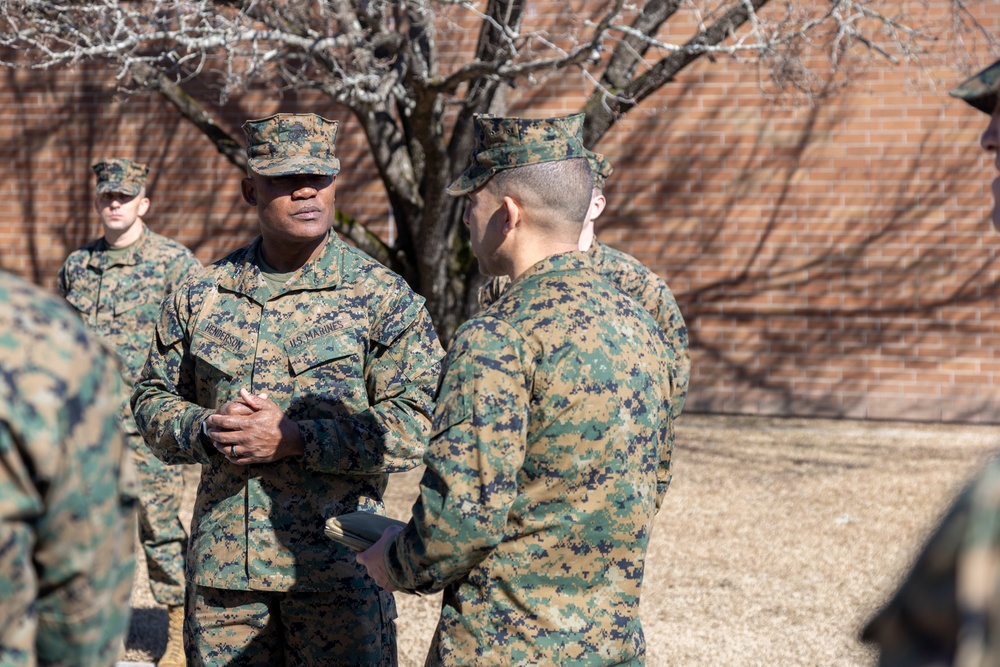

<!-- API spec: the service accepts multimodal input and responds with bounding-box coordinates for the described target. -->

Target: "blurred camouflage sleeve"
[33,352,138,667]
[384,317,528,593]
[861,484,968,664]
[954,458,1000,665]
[862,457,1000,666]
[298,289,443,474]
[131,284,215,465]
[0,275,137,667]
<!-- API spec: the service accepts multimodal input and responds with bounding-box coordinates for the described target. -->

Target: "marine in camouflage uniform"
[58,157,201,666]
[359,114,675,666]
[861,59,1000,666]
[0,268,137,666]
[477,142,691,418]
[131,113,444,667]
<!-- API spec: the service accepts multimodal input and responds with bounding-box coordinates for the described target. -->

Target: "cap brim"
[949,59,1000,115]
[249,155,341,177]
[96,183,142,197]
[446,166,493,196]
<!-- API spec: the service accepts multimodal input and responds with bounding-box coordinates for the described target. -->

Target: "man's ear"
[241,177,257,206]
[501,195,522,235]
[589,193,607,222]
[138,197,151,217]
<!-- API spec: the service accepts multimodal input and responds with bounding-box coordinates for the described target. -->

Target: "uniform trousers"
[185,582,397,667]
[129,429,188,608]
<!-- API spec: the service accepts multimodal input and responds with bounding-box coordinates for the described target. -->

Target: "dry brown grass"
[125,414,1000,666]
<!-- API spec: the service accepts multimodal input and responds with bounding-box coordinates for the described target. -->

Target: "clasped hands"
[208,388,402,591]
[204,387,304,464]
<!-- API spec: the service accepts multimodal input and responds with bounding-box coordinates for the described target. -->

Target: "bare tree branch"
[0,0,991,338]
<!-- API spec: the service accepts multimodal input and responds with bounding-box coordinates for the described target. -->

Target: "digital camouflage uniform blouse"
[131,233,443,591]
[388,252,674,666]
[57,225,202,387]
[0,270,137,666]
[58,225,201,441]
[478,240,690,418]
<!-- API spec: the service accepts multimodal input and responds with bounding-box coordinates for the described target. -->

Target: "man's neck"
[104,220,144,248]
[259,232,329,273]
[507,241,579,280]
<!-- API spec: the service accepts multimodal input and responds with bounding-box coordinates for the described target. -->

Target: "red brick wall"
[1,1,999,423]
[597,10,1000,424]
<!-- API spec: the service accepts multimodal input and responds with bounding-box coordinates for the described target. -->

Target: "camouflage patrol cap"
[447,113,588,196]
[588,150,613,190]
[242,112,341,177]
[950,59,1000,115]
[92,158,149,197]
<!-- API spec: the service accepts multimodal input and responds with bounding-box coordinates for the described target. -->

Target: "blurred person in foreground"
[0,269,137,666]
[477,141,690,420]
[862,58,1000,666]
[58,157,201,667]
[358,113,675,666]
[131,112,443,666]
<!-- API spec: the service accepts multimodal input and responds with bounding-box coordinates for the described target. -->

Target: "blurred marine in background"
[58,158,201,667]
[862,57,1000,667]
[0,269,137,666]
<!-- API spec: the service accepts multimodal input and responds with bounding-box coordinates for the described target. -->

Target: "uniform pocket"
[285,331,367,416]
[64,289,94,316]
[191,333,244,405]
[114,287,161,335]
[286,333,356,375]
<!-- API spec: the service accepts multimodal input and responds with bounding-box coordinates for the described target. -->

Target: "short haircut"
[485,158,593,233]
